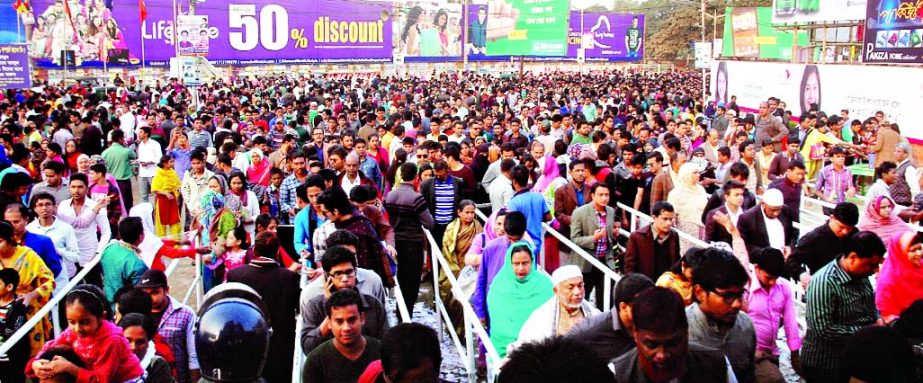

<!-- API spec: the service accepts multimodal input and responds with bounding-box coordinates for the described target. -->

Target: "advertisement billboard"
[177,14,209,56]
[392,2,463,62]
[862,0,923,64]
[770,0,867,24]
[567,12,644,61]
[0,44,30,89]
[722,7,807,60]
[21,0,393,67]
[467,0,569,58]
[710,60,923,141]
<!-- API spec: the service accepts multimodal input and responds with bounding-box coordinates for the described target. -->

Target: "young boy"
[0,269,30,383]
[268,167,285,221]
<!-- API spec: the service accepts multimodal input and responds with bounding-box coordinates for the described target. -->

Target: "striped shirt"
[802,256,878,375]
[279,173,307,223]
[434,178,455,225]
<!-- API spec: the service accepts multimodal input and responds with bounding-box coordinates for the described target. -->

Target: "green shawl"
[487,241,553,358]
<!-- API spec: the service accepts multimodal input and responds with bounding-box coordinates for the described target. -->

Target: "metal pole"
[701,0,706,103]
[463,0,469,72]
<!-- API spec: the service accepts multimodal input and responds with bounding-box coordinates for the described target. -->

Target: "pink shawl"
[858,195,909,244]
[876,230,923,318]
[532,155,560,193]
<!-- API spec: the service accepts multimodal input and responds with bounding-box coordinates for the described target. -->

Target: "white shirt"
[341,174,361,196]
[137,138,163,178]
[119,111,136,141]
[27,218,81,278]
[725,203,743,227]
[761,208,785,250]
[56,198,111,264]
[489,174,514,213]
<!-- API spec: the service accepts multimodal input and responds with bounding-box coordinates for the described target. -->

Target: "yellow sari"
[439,218,483,338]
[151,167,182,237]
[0,245,55,355]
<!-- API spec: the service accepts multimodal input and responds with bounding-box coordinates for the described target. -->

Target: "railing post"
[431,240,444,344]
[464,312,476,383]
[602,276,612,310]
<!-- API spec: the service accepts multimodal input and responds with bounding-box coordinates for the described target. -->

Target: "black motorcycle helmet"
[195,283,273,382]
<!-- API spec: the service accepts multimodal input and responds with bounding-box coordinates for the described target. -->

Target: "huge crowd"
[0,68,920,383]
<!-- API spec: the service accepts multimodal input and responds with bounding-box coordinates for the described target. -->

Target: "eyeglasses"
[330,269,356,279]
[709,288,749,304]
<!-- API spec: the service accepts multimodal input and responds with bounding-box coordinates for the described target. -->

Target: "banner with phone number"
[23,0,392,67]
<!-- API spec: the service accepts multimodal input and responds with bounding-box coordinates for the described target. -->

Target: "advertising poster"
[179,56,204,86]
[567,12,644,61]
[862,0,923,64]
[770,0,867,23]
[22,0,393,67]
[694,42,712,69]
[0,44,30,89]
[468,0,569,57]
[722,7,808,60]
[177,14,209,56]
[710,60,923,141]
[392,2,463,61]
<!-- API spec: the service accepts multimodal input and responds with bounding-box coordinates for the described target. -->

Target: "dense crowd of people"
[0,68,921,383]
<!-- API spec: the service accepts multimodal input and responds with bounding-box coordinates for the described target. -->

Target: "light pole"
[701,0,707,104]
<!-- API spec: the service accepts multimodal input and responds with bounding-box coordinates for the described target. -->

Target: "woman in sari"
[228,171,259,240]
[150,155,181,237]
[440,200,483,336]
[0,221,55,355]
[247,148,271,188]
[198,187,237,292]
[876,230,923,319]
[858,195,910,244]
[667,162,709,253]
[486,241,553,358]
[63,139,81,176]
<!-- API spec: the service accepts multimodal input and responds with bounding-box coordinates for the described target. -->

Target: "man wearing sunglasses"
[687,247,756,383]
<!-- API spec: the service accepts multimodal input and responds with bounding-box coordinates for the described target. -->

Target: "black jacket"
[736,204,796,259]
[786,222,856,278]
[420,176,463,223]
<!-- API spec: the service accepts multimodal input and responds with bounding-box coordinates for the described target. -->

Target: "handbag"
[809,142,826,160]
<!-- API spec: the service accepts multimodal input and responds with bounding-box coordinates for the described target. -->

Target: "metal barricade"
[426,228,503,382]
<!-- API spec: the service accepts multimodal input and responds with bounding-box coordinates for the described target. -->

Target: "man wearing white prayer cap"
[507,265,601,354]
[736,187,797,260]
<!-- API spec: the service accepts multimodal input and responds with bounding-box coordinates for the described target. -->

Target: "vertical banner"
[567,12,644,61]
[862,0,923,64]
[470,0,569,57]
[177,14,209,56]
[392,2,463,61]
[0,44,30,89]
[694,42,711,69]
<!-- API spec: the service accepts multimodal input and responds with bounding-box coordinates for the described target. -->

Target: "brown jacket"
[872,126,901,167]
[650,172,674,208]
[554,181,592,240]
[623,224,680,280]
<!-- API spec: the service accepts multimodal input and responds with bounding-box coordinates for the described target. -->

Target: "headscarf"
[129,202,163,268]
[471,143,491,180]
[876,230,923,318]
[246,148,271,187]
[858,195,910,244]
[532,155,561,193]
[199,190,230,245]
[487,241,553,358]
[667,162,708,225]
[76,153,90,173]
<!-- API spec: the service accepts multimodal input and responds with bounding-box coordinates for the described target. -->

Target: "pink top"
[746,270,802,355]
[223,249,248,275]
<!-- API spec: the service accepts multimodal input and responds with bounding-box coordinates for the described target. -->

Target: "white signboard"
[711,60,923,142]
[770,0,867,24]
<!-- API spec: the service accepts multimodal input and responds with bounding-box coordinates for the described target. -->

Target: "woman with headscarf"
[487,241,553,358]
[227,171,259,240]
[667,162,709,254]
[858,195,910,244]
[150,154,181,237]
[247,148,271,188]
[532,155,567,271]
[876,230,923,319]
[199,181,237,292]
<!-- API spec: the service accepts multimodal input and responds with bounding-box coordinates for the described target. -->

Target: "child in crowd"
[223,225,250,279]
[26,285,143,382]
[0,269,30,383]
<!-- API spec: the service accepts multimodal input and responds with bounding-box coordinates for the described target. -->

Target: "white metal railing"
[615,202,711,249]
[426,227,503,383]
[0,252,182,359]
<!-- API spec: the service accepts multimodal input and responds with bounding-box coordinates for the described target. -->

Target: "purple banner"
[25,0,392,67]
[567,12,644,61]
[0,44,30,89]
